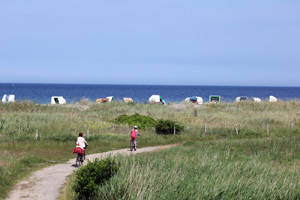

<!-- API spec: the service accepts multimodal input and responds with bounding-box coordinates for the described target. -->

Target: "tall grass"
[1,101,300,140]
[96,137,300,199]
[1,101,300,199]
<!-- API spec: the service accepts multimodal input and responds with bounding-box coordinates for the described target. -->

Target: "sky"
[0,0,300,86]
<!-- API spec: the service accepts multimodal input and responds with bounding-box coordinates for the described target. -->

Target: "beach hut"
[251,97,261,103]
[51,96,66,104]
[124,97,134,103]
[149,95,163,104]
[96,98,102,104]
[2,94,15,103]
[96,98,109,103]
[184,96,203,104]
[96,96,113,103]
[235,96,248,102]
[269,96,277,102]
[209,95,221,103]
[106,96,114,102]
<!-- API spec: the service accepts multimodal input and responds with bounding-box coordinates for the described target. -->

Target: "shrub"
[113,113,156,129]
[155,119,184,135]
[73,157,119,199]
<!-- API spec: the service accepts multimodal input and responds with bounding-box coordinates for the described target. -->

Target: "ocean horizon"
[1,83,300,104]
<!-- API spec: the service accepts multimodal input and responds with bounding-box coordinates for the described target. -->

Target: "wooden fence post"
[173,127,176,135]
[36,129,38,140]
[87,129,89,138]
[235,125,238,135]
[205,124,207,134]
[291,122,294,130]
[267,123,269,134]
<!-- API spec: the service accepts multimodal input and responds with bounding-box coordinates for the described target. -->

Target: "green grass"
[95,137,300,199]
[1,101,300,199]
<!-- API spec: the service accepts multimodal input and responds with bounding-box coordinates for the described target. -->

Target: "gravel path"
[5,145,176,200]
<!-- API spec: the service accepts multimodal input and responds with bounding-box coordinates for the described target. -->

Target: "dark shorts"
[131,136,136,141]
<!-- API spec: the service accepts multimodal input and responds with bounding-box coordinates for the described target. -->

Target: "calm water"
[0,83,300,104]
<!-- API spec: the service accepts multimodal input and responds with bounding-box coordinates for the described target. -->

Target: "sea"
[1,83,300,104]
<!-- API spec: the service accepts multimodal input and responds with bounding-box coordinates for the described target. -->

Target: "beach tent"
[184,96,203,104]
[96,98,102,104]
[251,97,261,103]
[235,96,248,102]
[209,95,221,103]
[106,96,114,102]
[51,96,66,104]
[124,97,134,103]
[2,94,15,103]
[149,95,161,104]
[96,98,109,103]
[269,96,277,102]
[96,97,113,103]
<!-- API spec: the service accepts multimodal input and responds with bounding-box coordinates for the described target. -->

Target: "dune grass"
[1,100,300,199]
[95,137,300,199]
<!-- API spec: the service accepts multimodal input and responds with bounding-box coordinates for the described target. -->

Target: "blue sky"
[1,1,300,86]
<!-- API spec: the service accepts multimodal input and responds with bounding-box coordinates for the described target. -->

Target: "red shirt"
[131,130,138,140]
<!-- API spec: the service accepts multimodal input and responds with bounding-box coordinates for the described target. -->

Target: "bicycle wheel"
[76,154,83,167]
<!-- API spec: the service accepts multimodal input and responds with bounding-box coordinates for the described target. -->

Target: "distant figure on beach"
[160,98,166,105]
[131,126,140,150]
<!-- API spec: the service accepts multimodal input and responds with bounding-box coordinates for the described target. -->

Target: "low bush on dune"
[155,119,184,135]
[112,113,156,129]
[73,157,119,199]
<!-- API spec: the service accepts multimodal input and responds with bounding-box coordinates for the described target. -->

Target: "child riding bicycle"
[73,132,88,160]
[131,126,140,151]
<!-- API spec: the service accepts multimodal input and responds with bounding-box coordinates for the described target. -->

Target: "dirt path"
[5,145,176,200]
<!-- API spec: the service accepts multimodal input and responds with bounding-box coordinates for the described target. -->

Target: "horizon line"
[0,82,300,88]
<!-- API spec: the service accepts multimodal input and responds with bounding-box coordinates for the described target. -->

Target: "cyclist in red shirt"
[131,126,140,150]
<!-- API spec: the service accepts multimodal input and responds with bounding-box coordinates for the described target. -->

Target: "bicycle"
[130,139,136,151]
[130,135,140,151]
[75,145,87,167]
[76,153,84,167]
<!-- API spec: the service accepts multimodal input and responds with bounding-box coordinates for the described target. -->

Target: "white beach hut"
[51,96,66,104]
[269,96,278,102]
[251,97,261,103]
[106,96,114,102]
[2,94,15,103]
[184,96,203,104]
[149,95,161,104]
[124,97,134,103]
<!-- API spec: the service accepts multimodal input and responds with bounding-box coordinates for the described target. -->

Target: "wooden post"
[205,124,207,134]
[267,123,269,134]
[36,129,38,140]
[173,127,176,135]
[291,122,294,130]
[235,125,238,135]
[87,129,89,138]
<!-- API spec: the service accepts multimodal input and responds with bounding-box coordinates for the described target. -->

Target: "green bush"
[113,113,156,129]
[73,157,119,199]
[155,119,184,135]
